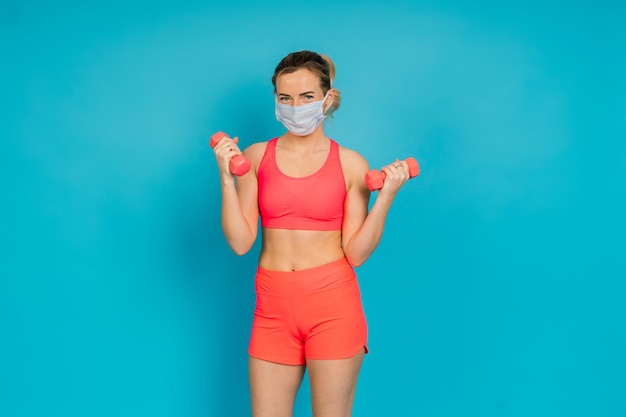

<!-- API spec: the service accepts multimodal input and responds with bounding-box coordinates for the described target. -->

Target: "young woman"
[212,50,410,417]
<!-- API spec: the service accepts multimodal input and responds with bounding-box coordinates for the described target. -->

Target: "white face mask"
[275,92,331,136]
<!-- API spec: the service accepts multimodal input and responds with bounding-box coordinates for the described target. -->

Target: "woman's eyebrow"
[277,91,316,97]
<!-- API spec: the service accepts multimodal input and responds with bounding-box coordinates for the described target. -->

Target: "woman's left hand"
[378,159,410,200]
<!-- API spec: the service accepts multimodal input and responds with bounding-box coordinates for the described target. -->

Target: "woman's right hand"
[212,136,243,179]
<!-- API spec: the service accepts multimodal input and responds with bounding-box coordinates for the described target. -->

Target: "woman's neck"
[280,129,329,152]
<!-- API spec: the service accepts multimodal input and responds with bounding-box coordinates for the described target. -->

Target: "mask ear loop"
[322,90,334,114]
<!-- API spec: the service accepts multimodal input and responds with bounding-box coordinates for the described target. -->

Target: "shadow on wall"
[170,78,275,415]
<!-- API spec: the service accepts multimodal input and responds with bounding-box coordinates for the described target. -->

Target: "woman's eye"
[279,96,290,102]
[304,95,314,100]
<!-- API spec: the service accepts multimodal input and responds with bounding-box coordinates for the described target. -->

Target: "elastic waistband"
[255,257,356,295]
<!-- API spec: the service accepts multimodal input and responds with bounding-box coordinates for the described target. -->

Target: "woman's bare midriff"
[259,228,345,272]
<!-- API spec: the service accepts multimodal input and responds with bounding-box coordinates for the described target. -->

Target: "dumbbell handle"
[210,131,251,176]
[365,157,420,191]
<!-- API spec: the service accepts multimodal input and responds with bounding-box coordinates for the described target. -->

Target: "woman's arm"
[340,149,410,267]
[213,138,265,255]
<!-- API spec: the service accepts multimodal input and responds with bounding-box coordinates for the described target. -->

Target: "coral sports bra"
[258,138,346,231]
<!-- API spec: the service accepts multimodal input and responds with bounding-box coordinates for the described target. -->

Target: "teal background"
[1,1,625,416]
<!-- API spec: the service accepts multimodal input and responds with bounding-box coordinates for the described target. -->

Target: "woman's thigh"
[307,348,365,417]
[249,356,306,417]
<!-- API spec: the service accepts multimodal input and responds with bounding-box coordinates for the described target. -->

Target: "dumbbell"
[365,157,420,191]
[210,131,251,176]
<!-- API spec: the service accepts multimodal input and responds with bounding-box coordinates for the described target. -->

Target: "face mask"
[275,92,331,136]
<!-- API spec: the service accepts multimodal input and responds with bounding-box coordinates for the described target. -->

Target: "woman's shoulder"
[243,139,273,161]
[244,140,269,153]
[336,142,370,172]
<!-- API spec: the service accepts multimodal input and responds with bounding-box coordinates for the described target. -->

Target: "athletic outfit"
[248,137,368,365]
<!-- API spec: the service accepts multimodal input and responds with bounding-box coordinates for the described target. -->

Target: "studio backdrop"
[1,1,624,416]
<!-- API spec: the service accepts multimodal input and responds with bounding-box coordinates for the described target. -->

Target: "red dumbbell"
[365,157,420,191]
[210,131,251,176]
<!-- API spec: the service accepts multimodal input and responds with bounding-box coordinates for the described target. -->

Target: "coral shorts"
[249,257,368,365]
